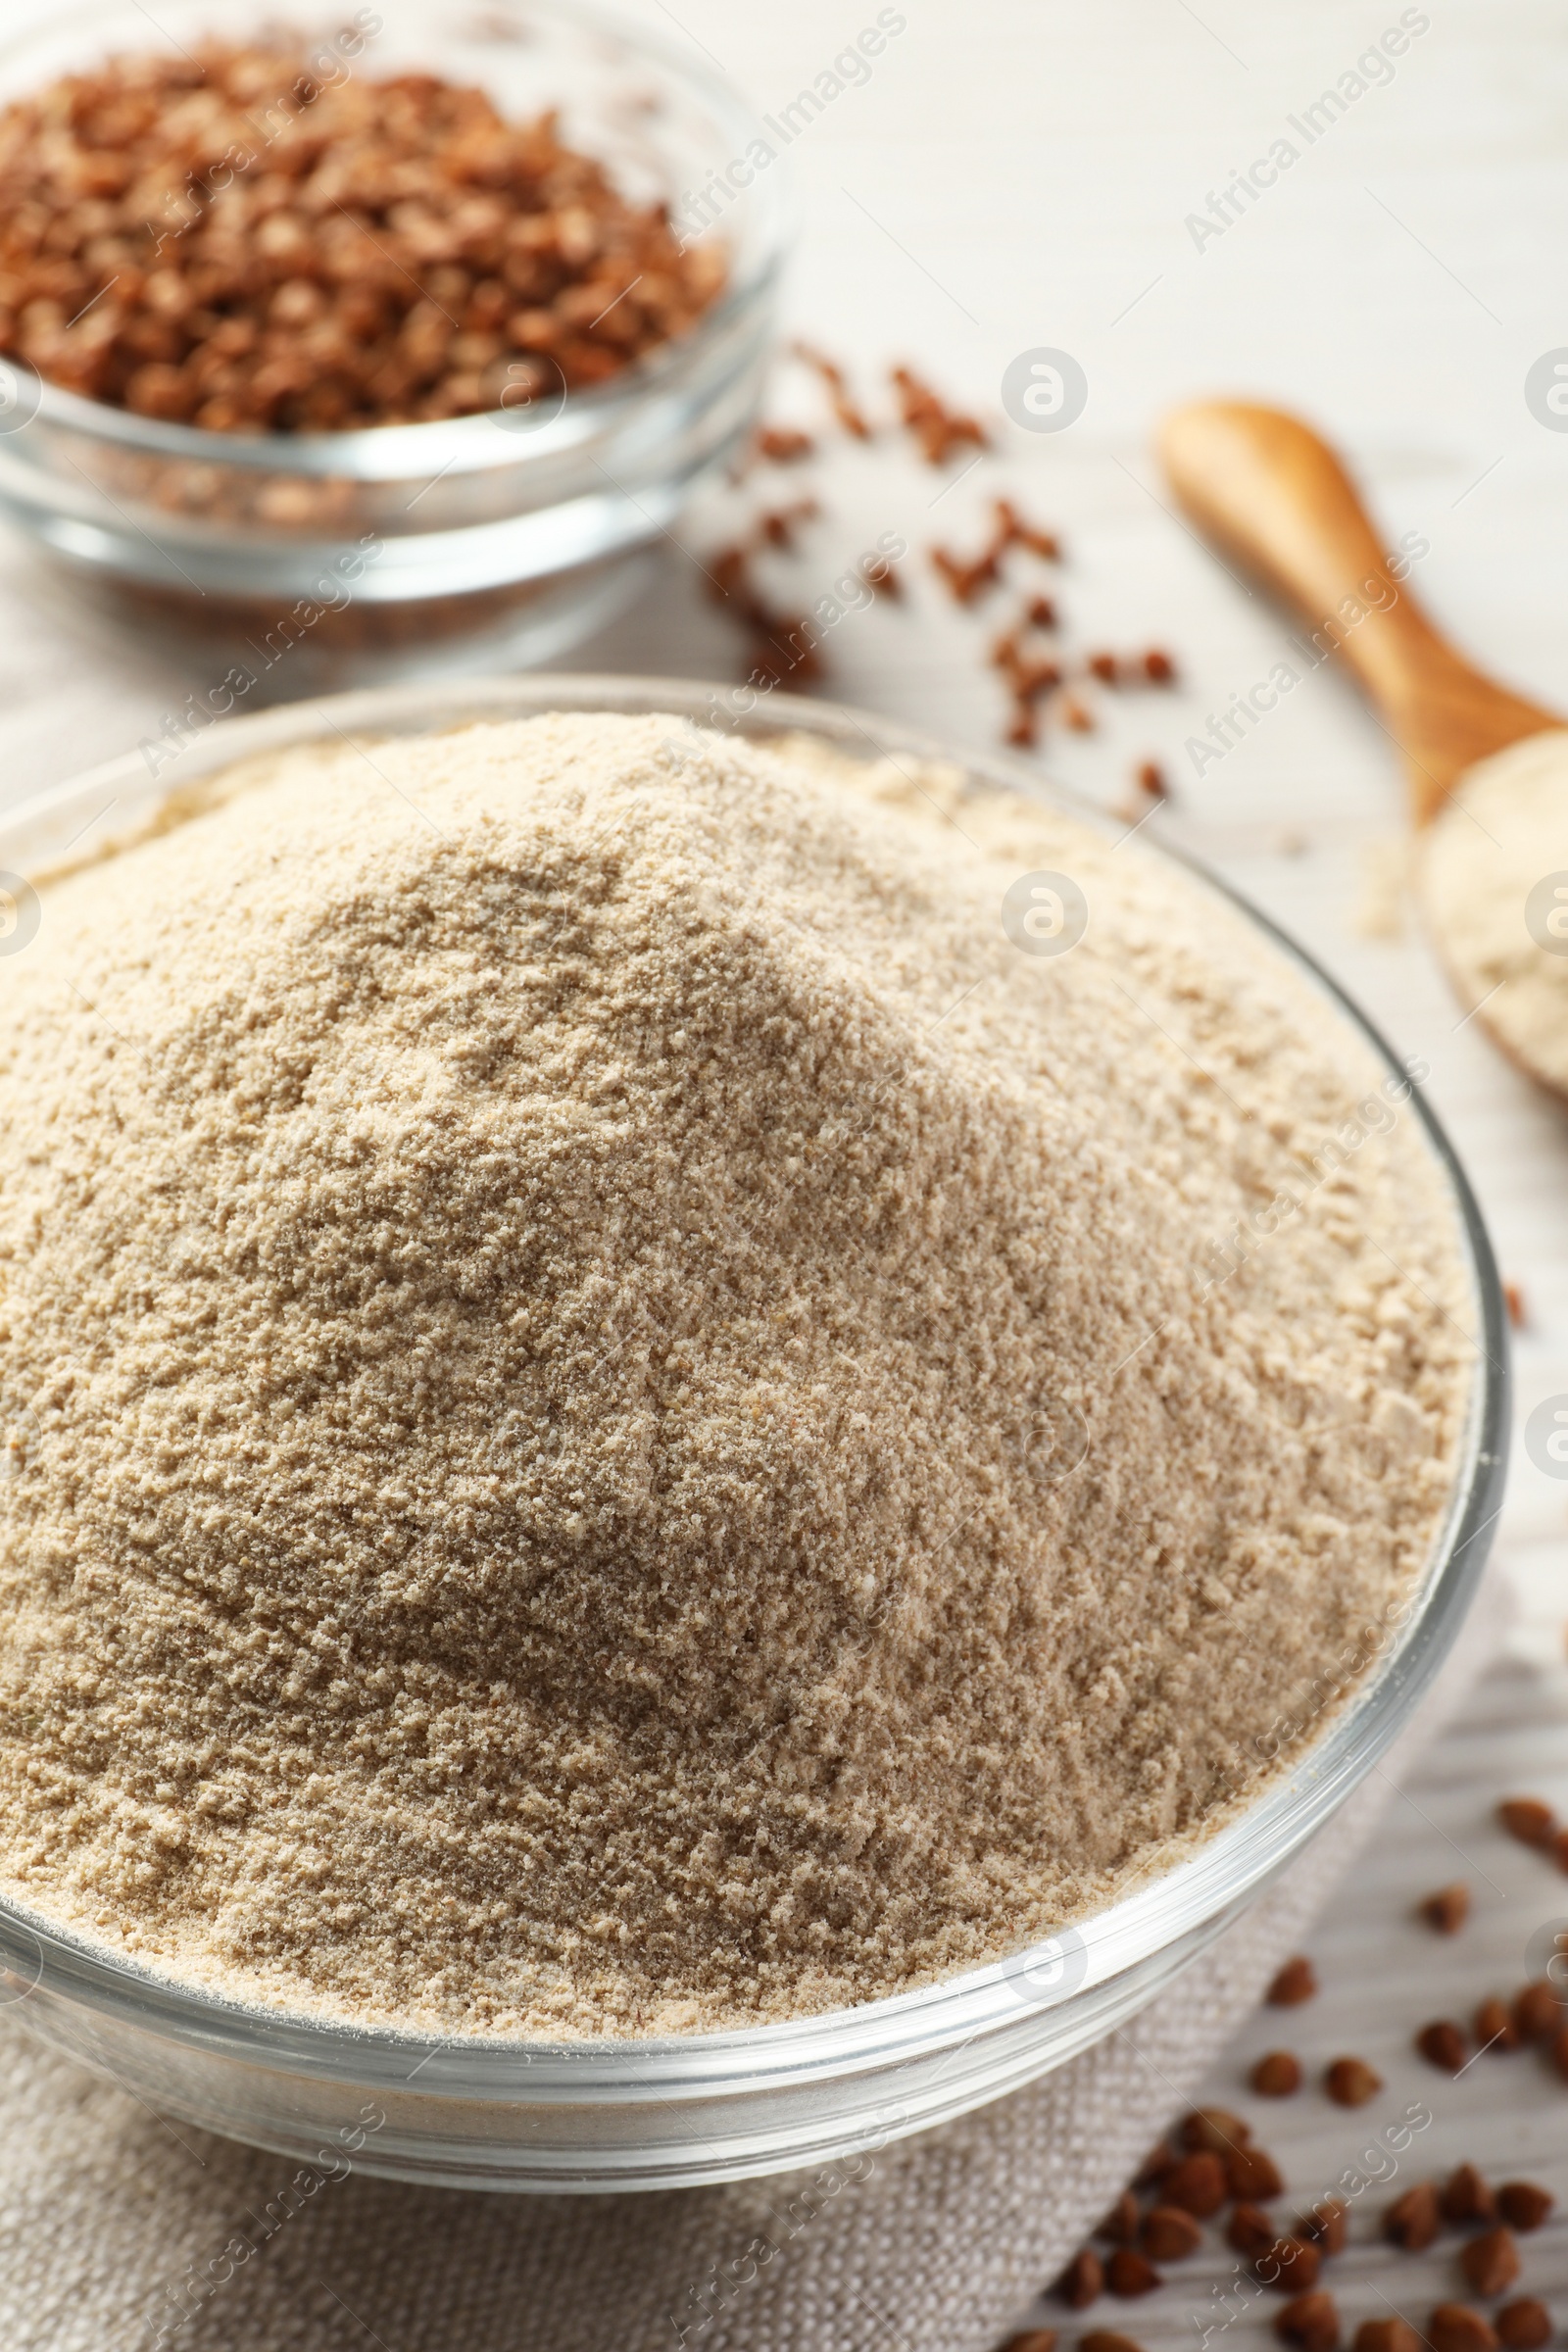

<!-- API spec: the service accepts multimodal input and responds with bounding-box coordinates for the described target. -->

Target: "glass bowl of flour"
[0,677,1506,2190]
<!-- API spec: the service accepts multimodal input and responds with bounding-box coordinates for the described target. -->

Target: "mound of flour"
[0,713,1471,2034]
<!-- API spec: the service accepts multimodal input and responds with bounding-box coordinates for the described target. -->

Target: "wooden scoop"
[1158,400,1568,1099]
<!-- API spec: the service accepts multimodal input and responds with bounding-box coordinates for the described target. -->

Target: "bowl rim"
[0,0,793,477]
[0,672,1509,2103]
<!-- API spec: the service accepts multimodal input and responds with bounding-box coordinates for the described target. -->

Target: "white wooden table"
[1,0,1565,2341]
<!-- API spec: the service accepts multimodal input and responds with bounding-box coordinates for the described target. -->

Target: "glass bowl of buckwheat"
[0,0,787,683]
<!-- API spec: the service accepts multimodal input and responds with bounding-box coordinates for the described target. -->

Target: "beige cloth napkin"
[0,1754,1402,2352]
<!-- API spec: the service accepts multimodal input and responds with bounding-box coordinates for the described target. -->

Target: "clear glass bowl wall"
[0,678,1508,2192]
[0,1,788,680]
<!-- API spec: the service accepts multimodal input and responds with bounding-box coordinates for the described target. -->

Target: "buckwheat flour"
[1421,729,1568,1096]
[0,712,1472,2036]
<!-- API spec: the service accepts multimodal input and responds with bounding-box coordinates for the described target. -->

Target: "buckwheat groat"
[0,43,725,431]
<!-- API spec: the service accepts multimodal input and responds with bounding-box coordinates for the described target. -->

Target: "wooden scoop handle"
[1158,401,1557,823]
